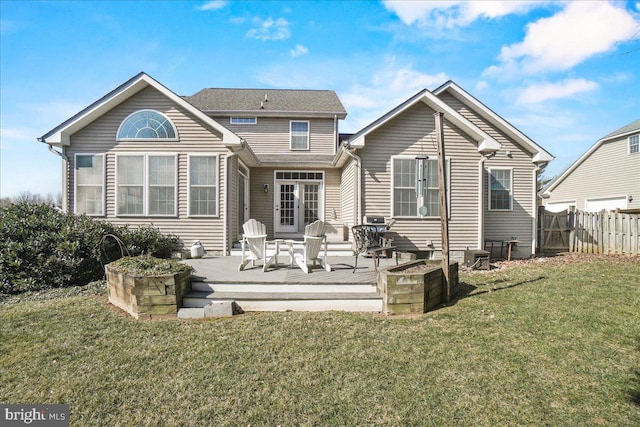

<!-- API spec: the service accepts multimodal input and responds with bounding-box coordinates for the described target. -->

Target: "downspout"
[532,164,542,256]
[333,115,338,155]
[223,141,249,256]
[477,156,486,249]
[42,141,69,212]
[344,146,362,225]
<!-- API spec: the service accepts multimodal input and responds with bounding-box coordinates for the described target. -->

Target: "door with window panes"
[274,171,323,235]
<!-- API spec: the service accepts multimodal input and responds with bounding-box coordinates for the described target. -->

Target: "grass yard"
[1,254,639,426]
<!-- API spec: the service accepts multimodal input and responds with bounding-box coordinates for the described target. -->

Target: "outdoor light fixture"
[629,195,633,202]
[263,184,269,193]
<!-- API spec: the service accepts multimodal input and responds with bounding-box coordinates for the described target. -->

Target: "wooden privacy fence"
[570,209,640,256]
[538,208,640,256]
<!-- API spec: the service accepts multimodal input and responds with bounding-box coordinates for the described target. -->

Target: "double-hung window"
[75,154,104,216]
[392,157,448,218]
[629,134,639,154]
[116,154,177,216]
[489,168,512,211]
[189,155,218,216]
[290,121,309,150]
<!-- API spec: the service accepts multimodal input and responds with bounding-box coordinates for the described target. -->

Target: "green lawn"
[1,255,639,426]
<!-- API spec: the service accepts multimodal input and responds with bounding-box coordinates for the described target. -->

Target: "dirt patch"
[466,253,638,274]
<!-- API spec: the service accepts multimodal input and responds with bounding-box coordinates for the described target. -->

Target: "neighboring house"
[39,72,553,260]
[541,119,640,213]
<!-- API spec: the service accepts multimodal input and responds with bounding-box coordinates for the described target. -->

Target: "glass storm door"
[274,172,324,235]
[275,182,297,233]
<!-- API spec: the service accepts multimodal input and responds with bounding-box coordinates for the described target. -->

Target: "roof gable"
[543,117,640,195]
[185,88,347,118]
[348,88,501,154]
[38,72,242,147]
[433,81,554,163]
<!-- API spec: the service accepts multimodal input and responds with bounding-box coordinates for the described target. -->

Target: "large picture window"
[75,154,104,216]
[392,157,448,218]
[489,168,512,211]
[117,110,178,140]
[290,121,309,150]
[116,154,177,216]
[189,155,218,216]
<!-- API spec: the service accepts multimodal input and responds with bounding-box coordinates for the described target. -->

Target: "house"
[38,72,553,260]
[541,118,640,213]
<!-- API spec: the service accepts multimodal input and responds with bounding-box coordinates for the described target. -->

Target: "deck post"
[434,112,450,303]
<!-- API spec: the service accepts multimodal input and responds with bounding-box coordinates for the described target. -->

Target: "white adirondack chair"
[238,219,270,272]
[292,220,331,274]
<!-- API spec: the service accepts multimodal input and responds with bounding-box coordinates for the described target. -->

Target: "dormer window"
[117,110,178,140]
[630,134,639,154]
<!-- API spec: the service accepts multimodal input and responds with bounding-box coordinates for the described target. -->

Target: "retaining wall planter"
[377,260,459,315]
[106,264,191,320]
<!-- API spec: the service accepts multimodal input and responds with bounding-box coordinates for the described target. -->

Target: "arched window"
[117,110,178,140]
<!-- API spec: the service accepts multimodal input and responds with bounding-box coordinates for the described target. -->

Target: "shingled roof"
[601,118,640,140]
[184,88,346,118]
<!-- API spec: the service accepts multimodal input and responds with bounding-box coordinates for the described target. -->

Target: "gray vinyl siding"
[212,116,336,155]
[439,92,536,257]
[544,135,640,210]
[229,156,239,242]
[247,167,341,238]
[358,102,481,255]
[66,86,229,252]
[340,158,357,228]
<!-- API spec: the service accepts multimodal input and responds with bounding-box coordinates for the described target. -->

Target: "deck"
[184,255,385,285]
[180,255,395,313]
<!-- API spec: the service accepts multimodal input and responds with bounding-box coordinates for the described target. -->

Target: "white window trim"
[187,153,220,218]
[390,155,451,219]
[488,167,513,211]
[629,134,639,155]
[289,120,310,151]
[115,153,178,217]
[230,117,257,125]
[116,109,179,142]
[74,153,105,217]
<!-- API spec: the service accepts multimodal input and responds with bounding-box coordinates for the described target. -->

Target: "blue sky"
[1,0,639,198]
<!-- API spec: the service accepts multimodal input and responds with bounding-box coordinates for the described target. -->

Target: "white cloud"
[474,80,489,92]
[246,17,291,41]
[196,1,227,11]
[516,78,599,104]
[0,127,35,142]
[383,0,549,28]
[491,1,639,76]
[290,44,308,57]
[340,62,448,131]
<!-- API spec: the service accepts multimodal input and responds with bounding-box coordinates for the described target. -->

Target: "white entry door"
[274,172,323,235]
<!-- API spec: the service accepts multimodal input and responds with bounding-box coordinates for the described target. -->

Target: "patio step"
[230,241,354,257]
[182,282,382,312]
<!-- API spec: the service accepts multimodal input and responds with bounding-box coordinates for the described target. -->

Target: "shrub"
[107,255,192,276]
[0,203,182,293]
